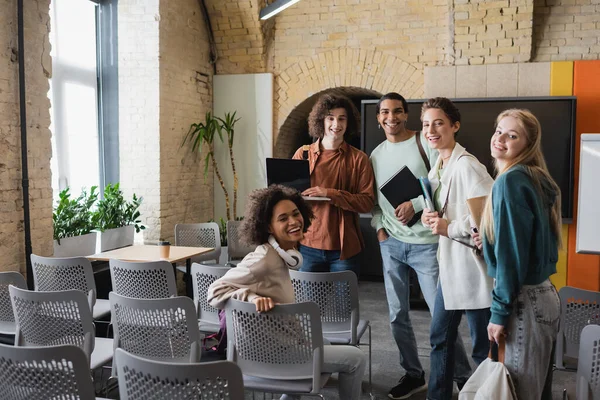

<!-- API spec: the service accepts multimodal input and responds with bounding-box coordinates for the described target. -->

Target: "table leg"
[185,258,192,298]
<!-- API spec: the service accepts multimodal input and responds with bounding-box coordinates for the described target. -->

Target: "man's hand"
[302,186,328,197]
[377,228,389,243]
[394,201,415,225]
[430,217,449,237]
[252,296,275,312]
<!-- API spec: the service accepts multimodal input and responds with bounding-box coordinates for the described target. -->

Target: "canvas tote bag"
[459,338,518,400]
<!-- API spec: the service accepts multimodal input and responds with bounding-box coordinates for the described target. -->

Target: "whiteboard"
[576,134,600,254]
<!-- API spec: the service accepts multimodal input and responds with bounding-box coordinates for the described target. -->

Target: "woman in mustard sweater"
[478,109,561,400]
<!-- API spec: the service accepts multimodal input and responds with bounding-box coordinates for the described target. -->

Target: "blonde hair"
[481,109,563,248]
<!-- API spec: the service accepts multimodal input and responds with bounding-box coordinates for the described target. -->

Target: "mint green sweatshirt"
[370,133,439,244]
[483,166,559,326]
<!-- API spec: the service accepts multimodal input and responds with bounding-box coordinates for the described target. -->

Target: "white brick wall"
[119,0,214,243]
[0,0,53,273]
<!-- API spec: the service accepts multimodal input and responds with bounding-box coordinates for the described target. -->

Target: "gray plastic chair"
[577,324,600,400]
[225,299,329,397]
[31,254,110,320]
[175,222,222,264]
[555,286,600,370]
[115,348,244,400]
[290,269,372,396]
[109,292,201,375]
[0,272,27,336]
[109,259,177,299]
[226,220,254,267]
[191,263,231,333]
[9,286,113,370]
[0,343,99,400]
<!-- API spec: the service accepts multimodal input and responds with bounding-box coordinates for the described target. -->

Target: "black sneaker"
[388,372,427,399]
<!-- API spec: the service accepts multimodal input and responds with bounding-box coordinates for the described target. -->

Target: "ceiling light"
[259,0,301,20]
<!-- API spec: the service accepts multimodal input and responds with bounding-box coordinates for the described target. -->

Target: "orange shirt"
[292,140,375,260]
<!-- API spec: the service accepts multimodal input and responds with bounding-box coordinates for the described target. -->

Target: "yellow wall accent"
[550,62,574,97]
[551,225,570,289]
[549,61,573,289]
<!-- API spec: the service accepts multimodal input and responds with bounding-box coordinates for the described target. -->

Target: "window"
[49,0,118,199]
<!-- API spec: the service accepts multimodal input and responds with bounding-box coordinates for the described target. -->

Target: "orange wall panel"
[568,61,600,291]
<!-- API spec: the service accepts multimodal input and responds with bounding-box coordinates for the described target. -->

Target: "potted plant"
[53,186,98,256]
[94,183,145,252]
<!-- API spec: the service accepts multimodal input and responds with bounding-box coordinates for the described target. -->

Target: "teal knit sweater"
[483,165,559,326]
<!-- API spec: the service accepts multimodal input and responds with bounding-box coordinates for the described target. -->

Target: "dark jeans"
[298,245,361,275]
[428,284,491,400]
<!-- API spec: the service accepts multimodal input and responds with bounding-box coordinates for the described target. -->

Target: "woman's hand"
[302,186,328,197]
[430,217,449,237]
[422,208,438,227]
[395,201,415,225]
[252,296,275,312]
[471,228,483,250]
[487,322,506,343]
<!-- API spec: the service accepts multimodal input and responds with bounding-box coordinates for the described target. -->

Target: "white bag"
[459,339,517,400]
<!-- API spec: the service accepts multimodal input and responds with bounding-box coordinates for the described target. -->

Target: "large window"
[49,0,118,199]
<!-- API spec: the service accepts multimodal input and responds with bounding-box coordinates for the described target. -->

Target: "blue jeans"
[379,236,471,381]
[428,284,491,400]
[298,245,361,275]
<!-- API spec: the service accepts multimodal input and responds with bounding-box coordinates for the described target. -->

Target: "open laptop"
[265,158,330,201]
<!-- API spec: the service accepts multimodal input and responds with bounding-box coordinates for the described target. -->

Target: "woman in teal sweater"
[477,109,561,400]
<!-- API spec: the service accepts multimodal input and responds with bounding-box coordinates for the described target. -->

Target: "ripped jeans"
[504,279,560,400]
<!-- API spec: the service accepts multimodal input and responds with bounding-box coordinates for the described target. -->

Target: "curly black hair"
[307,93,360,141]
[239,185,314,246]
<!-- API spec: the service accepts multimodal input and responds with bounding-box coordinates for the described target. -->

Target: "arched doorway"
[274,87,382,158]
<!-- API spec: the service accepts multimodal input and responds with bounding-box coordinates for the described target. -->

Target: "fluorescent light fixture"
[259,0,301,20]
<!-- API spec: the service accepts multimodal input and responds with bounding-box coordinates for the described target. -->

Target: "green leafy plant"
[209,216,243,247]
[183,112,232,221]
[93,183,145,233]
[217,111,241,219]
[53,186,98,243]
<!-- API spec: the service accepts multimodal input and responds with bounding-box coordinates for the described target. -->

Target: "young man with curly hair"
[207,185,366,400]
[292,93,375,275]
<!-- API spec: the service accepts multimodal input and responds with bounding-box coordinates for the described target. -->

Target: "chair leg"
[368,323,373,400]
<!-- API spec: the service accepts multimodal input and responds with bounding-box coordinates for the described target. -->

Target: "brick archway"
[274,87,382,158]
[273,50,424,157]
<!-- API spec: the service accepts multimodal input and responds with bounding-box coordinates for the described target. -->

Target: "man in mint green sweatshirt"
[370,93,470,399]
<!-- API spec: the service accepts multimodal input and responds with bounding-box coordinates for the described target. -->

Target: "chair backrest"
[109,259,177,299]
[191,263,231,323]
[556,286,600,365]
[577,324,600,400]
[175,223,221,263]
[226,220,254,261]
[225,299,324,383]
[109,292,201,365]
[289,270,359,342]
[9,286,95,364]
[0,343,96,400]
[115,348,244,400]
[0,272,26,334]
[30,254,96,310]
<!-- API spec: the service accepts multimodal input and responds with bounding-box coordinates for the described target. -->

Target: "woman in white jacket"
[420,98,494,400]
[207,185,366,400]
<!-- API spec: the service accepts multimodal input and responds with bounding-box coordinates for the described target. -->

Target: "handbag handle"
[489,336,506,363]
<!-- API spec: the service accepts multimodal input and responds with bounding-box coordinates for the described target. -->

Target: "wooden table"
[87,245,213,296]
[87,244,212,264]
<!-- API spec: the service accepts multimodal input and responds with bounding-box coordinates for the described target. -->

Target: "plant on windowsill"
[53,186,99,257]
[93,182,145,252]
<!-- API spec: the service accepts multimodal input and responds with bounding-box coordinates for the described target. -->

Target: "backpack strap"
[415,131,431,172]
[301,145,310,160]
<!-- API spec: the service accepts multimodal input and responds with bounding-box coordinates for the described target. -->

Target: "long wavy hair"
[481,109,562,248]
